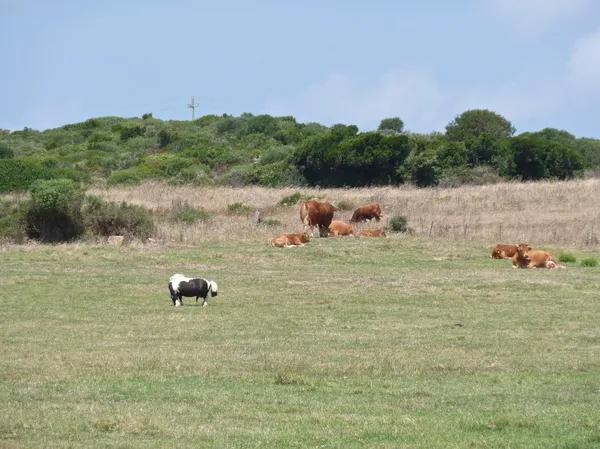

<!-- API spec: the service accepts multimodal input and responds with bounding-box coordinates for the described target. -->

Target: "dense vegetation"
[0,179,154,243]
[0,110,598,192]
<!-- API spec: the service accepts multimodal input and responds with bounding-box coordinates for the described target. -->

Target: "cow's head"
[515,245,531,266]
[518,242,532,251]
[491,247,505,259]
[208,281,219,297]
[318,225,331,237]
[299,232,311,243]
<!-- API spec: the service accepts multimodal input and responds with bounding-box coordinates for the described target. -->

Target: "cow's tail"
[300,202,310,225]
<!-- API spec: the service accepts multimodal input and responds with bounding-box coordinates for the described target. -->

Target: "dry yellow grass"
[87,179,600,248]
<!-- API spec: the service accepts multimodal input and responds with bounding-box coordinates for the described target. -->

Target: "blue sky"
[1,0,600,137]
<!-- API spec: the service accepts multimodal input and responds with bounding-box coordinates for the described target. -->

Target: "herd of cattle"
[168,200,565,306]
[270,200,385,248]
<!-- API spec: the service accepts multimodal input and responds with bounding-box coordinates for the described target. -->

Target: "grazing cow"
[359,229,387,237]
[512,245,564,269]
[168,273,219,306]
[299,200,338,237]
[328,220,355,237]
[491,243,532,259]
[271,232,311,248]
[349,204,382,223]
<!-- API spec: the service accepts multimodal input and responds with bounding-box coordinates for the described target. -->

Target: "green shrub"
[336,200,354,211]
[0,159,54,192]
[438,166,504,188]
[0,199,25,242]
[558,253,577,263]
[0,142,14,159]
[107,170,142,187]
[260,146,289,165]
[278,192,312,206]
[144,154,193,179]
[227,202,253,214]
[581,258,598,267]
[229,161,292,187]
[24,179,85,242]
[216,117,247,134]
[389,215,408,233]
[52,168,91,185]
[117,123,145,141]
[166,168,212,186]
[169,201,211,224]
[83,195,154,239]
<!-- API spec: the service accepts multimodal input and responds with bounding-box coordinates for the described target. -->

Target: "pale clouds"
[266,68,446,132]
[486,0,592,35]
[568,26,600,93]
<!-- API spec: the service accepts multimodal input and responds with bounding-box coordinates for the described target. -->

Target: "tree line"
[1,109,599,193]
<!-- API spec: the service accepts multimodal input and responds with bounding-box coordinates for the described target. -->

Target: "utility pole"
[187,96,199,120]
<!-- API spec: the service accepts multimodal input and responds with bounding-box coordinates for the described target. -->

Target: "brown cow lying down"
[271,232,311,248]
[491,243,532,259]
[349,204,382,223]
[299,200,338,237]
[512,244,565,269]
[328,220,355,237]
[359,229,387,237]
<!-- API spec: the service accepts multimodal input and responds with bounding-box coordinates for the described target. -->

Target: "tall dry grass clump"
[86,179,600,248]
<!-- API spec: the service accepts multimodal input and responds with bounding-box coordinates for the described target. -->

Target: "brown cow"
[491,243,532,259]
[299,200,338,237]
[349,204,382,223]
[271,232,311,248]
[359,229,387,237]
[328,220,355,237]
[512,244,564,269]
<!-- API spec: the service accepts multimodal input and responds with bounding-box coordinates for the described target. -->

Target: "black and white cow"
[168,273,219,307]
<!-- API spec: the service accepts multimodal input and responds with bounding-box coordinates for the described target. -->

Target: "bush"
[230,161,293,187]
[83,195,154,239]
[438,166,504,188]
[0,142,14,159]
[558,253,577,263]
[260,146,290,165]
[336,200,354,211]
[144,154,193,179]
[389,215,408,233]
[227,203,253,214]
[581,258,598,267]
[24,179,85,242]
[278,192,312,206]
[107,170,142,187]
[166,168,212,186]
[169,201,211,224]
[0,159,53,192]
[0,199,25,242]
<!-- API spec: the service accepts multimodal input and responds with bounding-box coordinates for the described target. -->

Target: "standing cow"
[349,204,382,223]
[299,200,338,237]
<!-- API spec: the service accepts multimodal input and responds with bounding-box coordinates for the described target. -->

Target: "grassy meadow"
[2,180,600,448]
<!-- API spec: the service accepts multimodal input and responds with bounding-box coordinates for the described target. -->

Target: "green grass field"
[1,236,600,448]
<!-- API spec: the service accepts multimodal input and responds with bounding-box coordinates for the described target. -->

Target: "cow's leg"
[202,296,208,307]
[175,294,183,307]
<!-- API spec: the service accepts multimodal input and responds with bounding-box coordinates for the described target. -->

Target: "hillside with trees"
[1,109,598,193]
